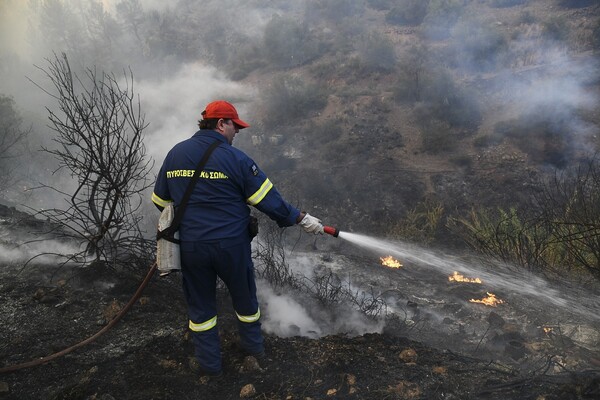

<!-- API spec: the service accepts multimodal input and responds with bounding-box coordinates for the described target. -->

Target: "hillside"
[236,0,600,239]
[1,0,599,246]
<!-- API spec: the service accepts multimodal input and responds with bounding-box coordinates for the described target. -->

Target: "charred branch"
[26,53,154,269]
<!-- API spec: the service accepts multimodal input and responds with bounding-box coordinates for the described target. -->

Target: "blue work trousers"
[180,233,264,373]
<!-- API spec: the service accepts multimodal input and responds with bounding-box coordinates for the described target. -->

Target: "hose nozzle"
[323,225,339,237]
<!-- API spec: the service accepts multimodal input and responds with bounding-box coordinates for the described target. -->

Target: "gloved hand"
[298,213,324,235]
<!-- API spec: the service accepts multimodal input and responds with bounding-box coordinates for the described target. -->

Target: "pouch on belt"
[156,203,181,276]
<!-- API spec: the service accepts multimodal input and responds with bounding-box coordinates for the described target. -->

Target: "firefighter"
[152,100,324,377]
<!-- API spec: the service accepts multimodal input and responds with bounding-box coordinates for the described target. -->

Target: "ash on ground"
[1,204,599,399]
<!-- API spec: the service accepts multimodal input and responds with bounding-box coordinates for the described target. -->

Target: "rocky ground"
[1,204,599,400]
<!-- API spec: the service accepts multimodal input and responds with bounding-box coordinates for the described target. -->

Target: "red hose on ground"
[0,262,158,374]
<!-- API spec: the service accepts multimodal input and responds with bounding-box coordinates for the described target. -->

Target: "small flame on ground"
[543,327,553,334]
[380,255,402,269]
[448,271,482,284]
[469,292,504,307]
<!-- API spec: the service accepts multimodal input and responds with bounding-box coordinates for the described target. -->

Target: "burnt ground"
[1,205,600,400]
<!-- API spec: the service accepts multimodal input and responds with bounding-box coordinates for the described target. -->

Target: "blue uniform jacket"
[152,130,300,241]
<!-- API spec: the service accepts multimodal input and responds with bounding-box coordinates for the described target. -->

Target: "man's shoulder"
[169,136,196,150]
[213,143,250,162]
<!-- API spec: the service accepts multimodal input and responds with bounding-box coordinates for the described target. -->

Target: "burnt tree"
[31,53,153,268]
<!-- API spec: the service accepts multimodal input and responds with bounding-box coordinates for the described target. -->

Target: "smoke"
[454,15,599,153]
[100,0,170,13]
[0,1,262,189]
[0,241,79,265]
[497,39,598,132]
[258,277,386,339]
[0,0,259,205]
[257,252,386,338]
[258,282,323,338]
[0,1,29,61]
[135,63,255,163]
[0,226,82,265]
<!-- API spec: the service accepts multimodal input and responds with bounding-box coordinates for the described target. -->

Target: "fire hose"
[0,225,340,374]
[0,262,158,374]
[323,225,339,237]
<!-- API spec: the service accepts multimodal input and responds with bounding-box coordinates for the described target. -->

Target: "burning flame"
[448,271,482,284]
[543,327,553,334]
[380,255,402,269]
[469,292,504,307]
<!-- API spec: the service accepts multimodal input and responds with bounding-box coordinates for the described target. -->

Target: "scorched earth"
[0,204,599,400]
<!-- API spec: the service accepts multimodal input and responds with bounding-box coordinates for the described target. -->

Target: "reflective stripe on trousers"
[189,316,217,332]
[236,308,260,323]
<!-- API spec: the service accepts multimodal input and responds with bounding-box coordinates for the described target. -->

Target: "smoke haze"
[0,0,599,343]
[135,63,254,161]
[0,225,81,265]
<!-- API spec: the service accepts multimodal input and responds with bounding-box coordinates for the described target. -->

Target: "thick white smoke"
[258,252,387,338]
[258,282,324,338]
[499,41,599,141]
[0,225,82,265]
[135,63,255,164]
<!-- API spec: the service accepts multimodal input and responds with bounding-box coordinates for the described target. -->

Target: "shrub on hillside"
[387,198,444,245]
[392,78,417,104]
[418,69,482,130]
[263,15,325,68]
[385,0,430,26]
[269,154,297,172]
[450,160,600,282]
[223,39,267,80]
[559,0,596,8]
[392,43,428,103]
[260,75,328,127]
[356,31,397,72]
[305,0,365,23]
[541,15,571,42]
[421,0,464,40]
[448,207,554,272]
[451,19,508,72]
[311,118,344,144]
[489,0,527,7]
[366,0,394,11]
[532,157,600,281]
[418,119,457,154]
[473,133,503,148]
[493,115,572,168]
[593,20,600,50]
[450,154,473,168]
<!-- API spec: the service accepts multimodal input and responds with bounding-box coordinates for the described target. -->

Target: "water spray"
[323,229,600,321]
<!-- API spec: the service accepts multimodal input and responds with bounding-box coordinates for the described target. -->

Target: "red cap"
[201,100,250,129]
